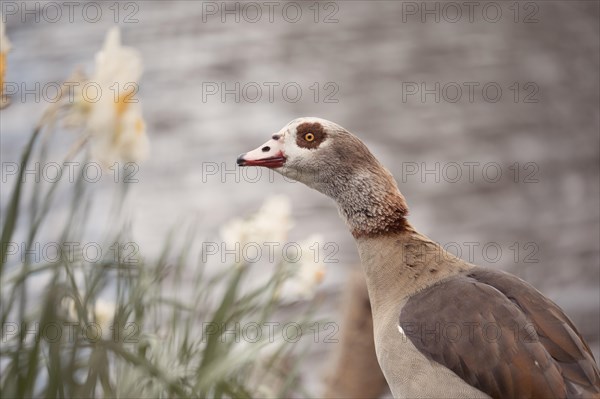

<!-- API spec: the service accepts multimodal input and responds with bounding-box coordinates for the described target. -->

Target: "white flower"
[279,234,326,302]
[93,299,116,339]
[219,195,293,252]
[69,27,149,165]
[251,195,293,244]
[219,217,250,249]
[92,27,142,87]
[61,296,116,339]
[61,296,79,322]
[0,19,11,53]
[88,100,149,165]
[0,18,12,107]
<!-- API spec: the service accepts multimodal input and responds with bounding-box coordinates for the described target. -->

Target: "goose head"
[237,117,379,191]
[237,117,409,237]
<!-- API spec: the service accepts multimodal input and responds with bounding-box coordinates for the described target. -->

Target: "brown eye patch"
[296,122,327,149]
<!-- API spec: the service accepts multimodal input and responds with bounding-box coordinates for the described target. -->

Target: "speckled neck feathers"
[337,171,408,238]
[317,159,409,239]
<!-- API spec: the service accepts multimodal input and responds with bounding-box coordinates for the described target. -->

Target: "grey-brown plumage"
[401,268,599,398]
[237,117,600,398]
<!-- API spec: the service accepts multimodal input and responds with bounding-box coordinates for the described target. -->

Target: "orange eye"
[304,133,315,142]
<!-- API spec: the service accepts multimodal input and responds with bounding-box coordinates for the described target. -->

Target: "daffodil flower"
[279,234,326,302]
[220,195,293,251]
[61,296,116,340]
[93,299,117,339]
[68,27,149,165]
[0,18,12,108]
[219,196,325,299]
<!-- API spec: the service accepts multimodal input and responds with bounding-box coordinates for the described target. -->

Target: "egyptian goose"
[237,117,600,398]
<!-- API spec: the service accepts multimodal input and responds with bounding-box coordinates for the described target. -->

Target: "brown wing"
[468,268,600,397]
[399,268,600,399]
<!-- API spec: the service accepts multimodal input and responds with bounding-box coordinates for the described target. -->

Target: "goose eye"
[304,133,315,142]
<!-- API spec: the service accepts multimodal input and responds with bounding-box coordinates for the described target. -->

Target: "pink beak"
[237,137,286,169]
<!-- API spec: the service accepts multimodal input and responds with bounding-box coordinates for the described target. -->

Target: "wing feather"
[399,268,600,398]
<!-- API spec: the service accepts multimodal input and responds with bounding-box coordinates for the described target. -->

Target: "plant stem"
[0,125,42,275]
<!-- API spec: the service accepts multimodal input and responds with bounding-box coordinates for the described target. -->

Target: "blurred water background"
[1,0,599,394]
